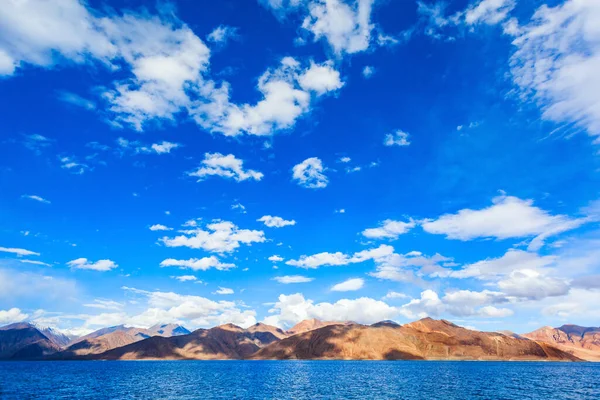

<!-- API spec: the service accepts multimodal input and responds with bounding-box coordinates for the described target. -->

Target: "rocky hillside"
[91,323,281,360]
[524,325,600,361]
[0,323,61,359]
[252,318,581,361]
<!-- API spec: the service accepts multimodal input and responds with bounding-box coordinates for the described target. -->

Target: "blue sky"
[1,0,600,335]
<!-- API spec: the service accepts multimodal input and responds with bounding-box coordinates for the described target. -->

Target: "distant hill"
[91,323,282,360]
[0,323,61,359]
[0,319,590,361]
[252,318,580,361]
[54,323,191,358]
[524,324,600,361]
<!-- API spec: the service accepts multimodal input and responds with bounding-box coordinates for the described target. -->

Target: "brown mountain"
[54,323,190,358]
[252,318,580,361]
[523,325,600,361]
[286,318,352,335]
[0,323,61,359]
[91,324,279,360]
[247,322,288,340]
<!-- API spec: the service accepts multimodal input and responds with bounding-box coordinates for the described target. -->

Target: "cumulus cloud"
[188,153,263,182]
[257,215,297,228]
[0,246,40,257]
[263,293,399,328]
[67,258,118,271]
[362,219,415,239]
[331,278,364,291]
[190,57,343,136]
[149,224,172,231]
[0,1,343,136]
[292,157,328,188]
[117,138,181,155]
[497,269,569,300]
[213,287,234,295]
[96,286,258,329]
[268,255,285,262]
[160,256,235,271]
[384,130,410,146]
[0,308,29,325]
[161,220,265,253]
[286,251,351,269]
[21,195,51,204]
[383,291,409,300]
[421,195,587,250]
[273,275,314,284]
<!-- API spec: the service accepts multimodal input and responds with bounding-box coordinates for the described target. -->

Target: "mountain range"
[0,319,598,361]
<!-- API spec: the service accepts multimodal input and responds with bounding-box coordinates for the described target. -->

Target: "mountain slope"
[92,324,275,360]
[0,323,60,359]
[524,325,600,361]
[54,323,191,357]
[252,318,580,361]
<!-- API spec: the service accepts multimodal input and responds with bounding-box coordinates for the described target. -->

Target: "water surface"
[1,360,598,399]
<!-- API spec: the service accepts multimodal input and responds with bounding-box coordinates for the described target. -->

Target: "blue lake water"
[0,360,599,399]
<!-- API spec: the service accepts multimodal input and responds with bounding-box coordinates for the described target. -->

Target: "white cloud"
[273,275,314,284]
[0,2,344,136]
[23,134,52,154]
[399,289,513,319]
[190,57,343,136]
[497,269,569,300]
[448,249,556,280]
[67,258,118,271]
[82,299,124,311]
[301,0,376,55]
[421,195,587,250]
[362,65,375,78]
[231,203,246,213]
[292,157,328,189]
[362,219,415,239]
[18,259,51,267]
[338,156,351,163]
[22,194,50,204]
[188,153,263,182]
[149,224,172,231]
[268,255,284,262]
[112,286,257,329]
[207,25,239,44]
[117,138,180,155]
[335,208,346,213]
[172,275,198,282]
[160,256,235,271]
[257,215,297,228]
[465,0,515,25]
[331,277,364,291]
[213,287,234,295]
[510,0,600,140]
[263,293,398,328]
[0,308,29,325]
[161,220,265,253]
[384,130,411,146]
[0,246,40,256]
[59,155,88,174]
[383,291,409,300]
[151,141,180,154]
[286,251,351,269]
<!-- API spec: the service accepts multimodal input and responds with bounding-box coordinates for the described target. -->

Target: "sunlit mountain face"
[1,0,600,340]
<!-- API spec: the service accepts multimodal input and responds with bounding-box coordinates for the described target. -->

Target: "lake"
[1,361,599,399]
